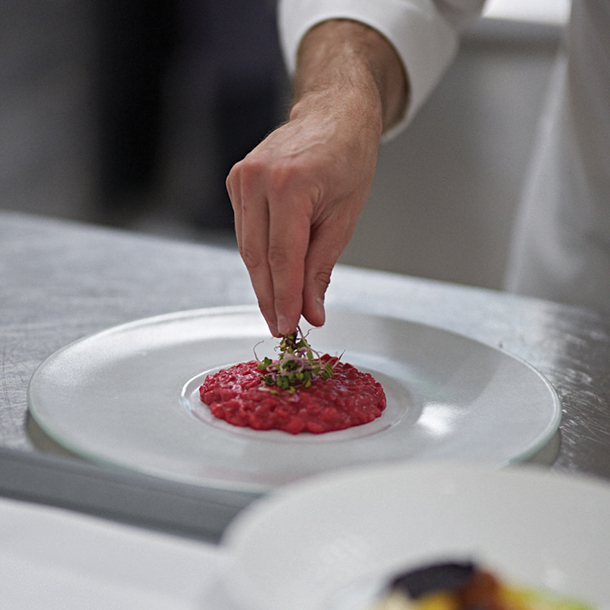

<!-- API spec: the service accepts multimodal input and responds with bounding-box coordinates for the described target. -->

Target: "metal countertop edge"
[0,446,252,543]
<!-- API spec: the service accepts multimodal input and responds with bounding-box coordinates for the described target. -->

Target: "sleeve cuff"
[279,0,461,138]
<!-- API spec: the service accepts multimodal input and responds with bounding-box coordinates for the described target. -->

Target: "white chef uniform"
[278,0,610,315]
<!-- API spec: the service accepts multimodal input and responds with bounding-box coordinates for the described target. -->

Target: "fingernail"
[277,315,291,336]
[263,314,278,337]
[316,297,326,324]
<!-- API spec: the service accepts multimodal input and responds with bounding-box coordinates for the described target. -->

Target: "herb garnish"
[256,327,338,394]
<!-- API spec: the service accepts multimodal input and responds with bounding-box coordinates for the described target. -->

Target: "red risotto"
[199,355,386,434]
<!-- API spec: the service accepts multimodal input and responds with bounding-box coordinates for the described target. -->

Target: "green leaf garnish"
[256,326,338,393]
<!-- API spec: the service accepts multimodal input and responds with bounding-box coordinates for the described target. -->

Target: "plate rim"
[27,305,562,492]
[221,461,610,610]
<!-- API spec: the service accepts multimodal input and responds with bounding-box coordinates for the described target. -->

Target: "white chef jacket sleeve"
[278,0,485,137]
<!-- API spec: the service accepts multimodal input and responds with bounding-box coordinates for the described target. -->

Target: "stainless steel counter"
[2,210,610,540]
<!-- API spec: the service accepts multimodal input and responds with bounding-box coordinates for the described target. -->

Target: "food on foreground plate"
[199,328,386,434]
[371,561,592,610]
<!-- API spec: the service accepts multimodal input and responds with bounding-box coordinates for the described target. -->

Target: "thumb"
[302,264,332,328]
[301,224,350,327]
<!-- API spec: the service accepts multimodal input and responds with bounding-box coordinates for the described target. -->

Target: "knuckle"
[267,245,291,271]
[269,162,311,199]
[239,245,264,270]
[226,167,238,192]
[231,155,266,195]
[237,152,319,210]
[314,268,332,290]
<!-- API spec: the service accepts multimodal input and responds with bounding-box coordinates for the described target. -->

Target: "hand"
[226,19,407,337]
[227,93,380,337]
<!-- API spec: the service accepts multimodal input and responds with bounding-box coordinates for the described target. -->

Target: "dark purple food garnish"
[391,561,477,599]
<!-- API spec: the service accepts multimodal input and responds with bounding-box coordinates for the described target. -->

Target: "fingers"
[226,167,243,253]
[228,154,312,337]
[266,191,311,335]
[226,110,377,337]
[228,160,278,336]
[301,208,358,328]
[302,270,329,329]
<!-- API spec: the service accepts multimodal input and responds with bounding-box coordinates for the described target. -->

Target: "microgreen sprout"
[255,327,338,394]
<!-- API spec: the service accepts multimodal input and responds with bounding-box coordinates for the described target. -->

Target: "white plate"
[28,306,560,493]
[0,496,224,610]
[222,463,610,610]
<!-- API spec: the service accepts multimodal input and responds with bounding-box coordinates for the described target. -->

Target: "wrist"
[292,19,408,134]
[289,86,384,142]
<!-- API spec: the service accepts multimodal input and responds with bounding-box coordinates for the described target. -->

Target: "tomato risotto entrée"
[199,330,386,435]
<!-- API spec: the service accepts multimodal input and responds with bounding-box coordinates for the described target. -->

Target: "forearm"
[290,19,409,137]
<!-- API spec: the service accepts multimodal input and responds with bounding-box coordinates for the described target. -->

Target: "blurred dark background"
[1,0,286,243]
[95,0,286,231]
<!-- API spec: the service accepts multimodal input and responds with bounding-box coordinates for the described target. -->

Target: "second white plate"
[28,306,561,493]
[222,463,609,610]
